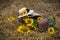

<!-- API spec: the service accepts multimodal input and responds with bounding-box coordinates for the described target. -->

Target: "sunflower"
[8,17,15,22]
[17,25,30,33]
[24,18,34,26]
[22,10,27,15]
[48,27,55,35]
[37,17,43,22]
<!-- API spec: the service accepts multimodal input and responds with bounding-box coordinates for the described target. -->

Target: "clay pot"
[38,18,50,32]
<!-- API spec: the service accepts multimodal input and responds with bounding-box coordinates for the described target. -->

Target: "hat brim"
[18,10,34,18]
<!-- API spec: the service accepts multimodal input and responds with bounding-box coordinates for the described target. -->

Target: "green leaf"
[33,20,38,28]
[48,17,55,26]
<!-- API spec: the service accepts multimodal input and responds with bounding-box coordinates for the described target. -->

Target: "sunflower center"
[27,20,31,24]
[21,27,28,32]
[23,11,26,14]
[39,18,41,20]
[10,18,13,20]
[50,29,52,32]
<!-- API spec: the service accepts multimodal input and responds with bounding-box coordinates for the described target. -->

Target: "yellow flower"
[37,17,43,22]
[48,27,55,35]
[17,25,30,33]
[22,10,27,15]
[25,18,34,26]
[8,17,15,22]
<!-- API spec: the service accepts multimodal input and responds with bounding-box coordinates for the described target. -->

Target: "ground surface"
[0,0,60,40]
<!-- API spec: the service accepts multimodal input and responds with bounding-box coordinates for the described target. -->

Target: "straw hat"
[18,7,40,18]
[18,7,34,18]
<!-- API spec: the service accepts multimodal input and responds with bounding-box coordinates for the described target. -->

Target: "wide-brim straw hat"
[18,7,34,18]
[18,7,40,18]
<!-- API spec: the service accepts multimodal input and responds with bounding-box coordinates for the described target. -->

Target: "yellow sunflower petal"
[17,25,30,33]
[26,30,30,33]
[22,10,27,15]
[37,17,43,22]
[32,25,38,30]
[25,18,34,26]
[8,17,15,22]
[48,27,55,35]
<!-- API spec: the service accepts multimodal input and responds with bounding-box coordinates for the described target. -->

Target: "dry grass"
[0,0,60,40]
